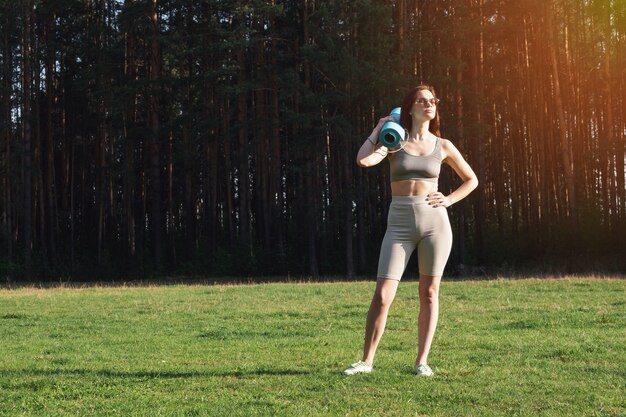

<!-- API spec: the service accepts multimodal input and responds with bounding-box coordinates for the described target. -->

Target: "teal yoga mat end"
[379,107,404,148]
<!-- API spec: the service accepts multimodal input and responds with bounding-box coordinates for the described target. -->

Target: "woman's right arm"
[356,116,395,167]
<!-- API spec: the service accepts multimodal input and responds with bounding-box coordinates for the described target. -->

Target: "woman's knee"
[419,277,440,304]
[420,286,439,305]
[372,279,398,307]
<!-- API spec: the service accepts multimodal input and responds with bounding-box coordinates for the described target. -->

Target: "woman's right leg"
[361,197,414,366]
[362,277,400,365]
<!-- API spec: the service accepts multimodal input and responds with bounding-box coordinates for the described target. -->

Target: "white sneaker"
[412,364,433,376]
[342,360,373,375]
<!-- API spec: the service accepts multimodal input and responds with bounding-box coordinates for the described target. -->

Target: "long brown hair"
[399,85,441,137]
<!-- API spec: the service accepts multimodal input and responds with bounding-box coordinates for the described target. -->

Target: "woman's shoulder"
[437,137,461,161]
[438,137,457,150]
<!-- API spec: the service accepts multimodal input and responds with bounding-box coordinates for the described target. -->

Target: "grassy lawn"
[0,277,624,416]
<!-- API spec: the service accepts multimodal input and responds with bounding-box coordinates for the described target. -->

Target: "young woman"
[343,85,478,376]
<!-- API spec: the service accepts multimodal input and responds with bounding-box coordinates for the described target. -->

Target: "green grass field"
[0,277,624,416]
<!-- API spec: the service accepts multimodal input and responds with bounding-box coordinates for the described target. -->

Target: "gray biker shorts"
[377,195,453,279]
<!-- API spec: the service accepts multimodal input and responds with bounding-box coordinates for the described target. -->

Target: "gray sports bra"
[389,137,443,183]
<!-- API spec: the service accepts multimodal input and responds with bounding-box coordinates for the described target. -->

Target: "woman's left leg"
[414,205,451,366]
[416,274,442,366]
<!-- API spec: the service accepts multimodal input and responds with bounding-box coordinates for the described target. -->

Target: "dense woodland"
[0,0,624,280]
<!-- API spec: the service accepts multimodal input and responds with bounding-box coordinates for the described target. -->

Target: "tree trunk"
[21,0,34,270]
[95,0,106,265]
[470,0,485,264]
[44,6,57,261]
[235,36,250,248]
[270,34,286,273]
[545,2,576,221]
[602,3,616,225]
[123,26,137,260]
[168,129,175,266]
[149,0,164,265]
[454,38,466,267]
[183,69,195,259]
[2,8,13,258]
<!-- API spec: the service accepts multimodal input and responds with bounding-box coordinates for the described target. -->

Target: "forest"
[0,0,624,280]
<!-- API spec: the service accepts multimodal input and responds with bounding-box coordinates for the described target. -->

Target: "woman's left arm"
[427,139,479,208]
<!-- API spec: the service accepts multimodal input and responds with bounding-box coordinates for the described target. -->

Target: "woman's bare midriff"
[391,179,437,196]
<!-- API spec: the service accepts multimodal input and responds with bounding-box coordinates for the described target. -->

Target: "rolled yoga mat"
[378,107,404,148]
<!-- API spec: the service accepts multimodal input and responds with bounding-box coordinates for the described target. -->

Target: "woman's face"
[411,89,438,121]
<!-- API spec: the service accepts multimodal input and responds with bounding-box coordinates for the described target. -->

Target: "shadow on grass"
[0,367,313,379]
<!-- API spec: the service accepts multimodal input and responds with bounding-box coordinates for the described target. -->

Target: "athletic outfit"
[343,136,451,376]
[376,137,452,279]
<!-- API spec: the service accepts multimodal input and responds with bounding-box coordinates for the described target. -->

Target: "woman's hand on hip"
[427,192,451,208]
